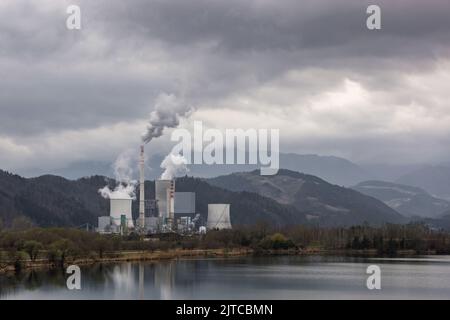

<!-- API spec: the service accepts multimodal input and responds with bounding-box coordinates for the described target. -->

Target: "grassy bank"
[0,247,254,273]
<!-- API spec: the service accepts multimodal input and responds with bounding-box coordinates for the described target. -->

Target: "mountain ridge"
[396,165,450,200]
[353,180,450,218]
[0,168,407,229]
[17,152,372,187]
[0,169,307,228]
[207,169,405,226]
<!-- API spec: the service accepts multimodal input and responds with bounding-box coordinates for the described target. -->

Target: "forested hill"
[208,169,406,226]
[0,170,109,227]
[0,168,410,229]
[0,170,307,228]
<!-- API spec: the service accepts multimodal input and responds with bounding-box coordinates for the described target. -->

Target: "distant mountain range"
[207,170,405,226]
[0,168,408,229]
[19,152,372,186]
[353,180,450,218]
[396,166,450,200]
[22,153,450,198]
[18,152,450,199]
[279,153,369,186]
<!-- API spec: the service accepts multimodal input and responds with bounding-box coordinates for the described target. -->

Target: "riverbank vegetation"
[1,223,449,272]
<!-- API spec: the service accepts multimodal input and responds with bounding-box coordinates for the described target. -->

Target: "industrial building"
[98,216,112,234]
[97,146,231,235]
[97,197,134,234]
[144,216,160,234]
[174,192,195,214]
[177,214,201,234]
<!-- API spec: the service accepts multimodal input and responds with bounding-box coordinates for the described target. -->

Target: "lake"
[1,255,450,299]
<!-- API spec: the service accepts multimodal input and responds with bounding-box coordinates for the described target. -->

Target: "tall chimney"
[166,180,175,229]
[139,145,145,230]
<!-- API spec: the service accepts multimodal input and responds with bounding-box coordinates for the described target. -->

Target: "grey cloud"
[82,0,450,98]
[91,0,450,55]
[1,0,450,171]
[0,61,178,135]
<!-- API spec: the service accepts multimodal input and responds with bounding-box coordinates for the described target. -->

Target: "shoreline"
[0,247,442,274]
[0,248,254,274]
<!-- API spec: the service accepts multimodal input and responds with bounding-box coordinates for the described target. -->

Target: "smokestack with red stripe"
[166,180,175,229]
[139,145,145,230]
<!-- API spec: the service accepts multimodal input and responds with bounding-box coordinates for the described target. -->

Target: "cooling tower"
[155,180,175,221]
[110,198,134,228]
[207,204,231,230]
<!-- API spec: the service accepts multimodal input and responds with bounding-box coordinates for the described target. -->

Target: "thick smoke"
[99,183,136,200]
[142,93,191,144]
[143,93,192,180]
[99,149,137,200]
[112,150,135,184]
[160,153,188,180]
[100,92,191,200]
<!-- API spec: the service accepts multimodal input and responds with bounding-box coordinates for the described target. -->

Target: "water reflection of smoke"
[108,263,136,299]
[103,261,177,299]
[154,261,175,300]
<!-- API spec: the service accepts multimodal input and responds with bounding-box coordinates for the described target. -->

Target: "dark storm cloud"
[1,0,450,136]
[94,0,450,56]
[1,0,450,170]
[0,60,176,135]
[77,0,450,105]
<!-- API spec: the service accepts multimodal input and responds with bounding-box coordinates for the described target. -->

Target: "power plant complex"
[97,146,232,235]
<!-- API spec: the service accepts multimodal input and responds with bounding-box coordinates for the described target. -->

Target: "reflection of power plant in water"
[138,263,144,300]
[108,263,136,298]
[135,261,176,300]
[154,261,175,300]
[97,146,232,235]
[137,260,200,300]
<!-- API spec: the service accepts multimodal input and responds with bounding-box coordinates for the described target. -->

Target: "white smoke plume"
[99,149,137,200]
[144,93,192,180]
[100,92,191,199]
[99,183,136,200]
[113,149,135,184]
[160,153,189,180]
[142,93,191,144]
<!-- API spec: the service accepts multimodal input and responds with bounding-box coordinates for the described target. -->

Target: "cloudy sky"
[1,0,450,175]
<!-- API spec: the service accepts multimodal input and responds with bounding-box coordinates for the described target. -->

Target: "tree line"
[1,222,449,272]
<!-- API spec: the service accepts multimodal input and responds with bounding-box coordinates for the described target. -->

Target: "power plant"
[97,146,231,235]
